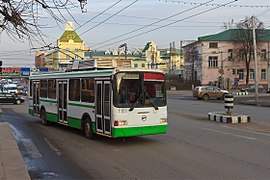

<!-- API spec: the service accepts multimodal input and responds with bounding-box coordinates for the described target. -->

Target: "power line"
[161,0,270,8]
[32,0,123,51]
[94,0,238,50]
[91,0,213,48]
[79,0,138,36]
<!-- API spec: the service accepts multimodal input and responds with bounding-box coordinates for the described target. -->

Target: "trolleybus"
[28,68,167,139]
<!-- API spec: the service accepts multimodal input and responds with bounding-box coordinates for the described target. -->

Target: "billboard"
[1,67,20,77]
[20,67,31,77]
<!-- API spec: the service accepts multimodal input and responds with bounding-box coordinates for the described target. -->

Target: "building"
[45,22,87,70]
[35,51,47,68]
[183,29,270,89]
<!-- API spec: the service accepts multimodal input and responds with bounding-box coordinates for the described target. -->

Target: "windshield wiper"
[129,93,159,111]
[129,92,143,111]
[149,100,159,110]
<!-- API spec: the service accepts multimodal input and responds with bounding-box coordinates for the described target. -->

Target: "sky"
[0,0,270,67]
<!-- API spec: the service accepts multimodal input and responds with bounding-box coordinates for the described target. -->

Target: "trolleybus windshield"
[113,72,166,109]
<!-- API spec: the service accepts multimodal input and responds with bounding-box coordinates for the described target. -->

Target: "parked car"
[240,84,264,92]
[193,86,229,100]
[0,93,25,104]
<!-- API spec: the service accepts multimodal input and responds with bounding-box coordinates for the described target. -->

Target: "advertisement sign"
[1,67,20,77]
[20,67,31,77]
[38,67,49,72]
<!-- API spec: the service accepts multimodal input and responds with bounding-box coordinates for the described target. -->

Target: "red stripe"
[144,73,164,80]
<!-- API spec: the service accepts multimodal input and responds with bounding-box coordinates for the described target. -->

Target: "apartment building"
[183,29,270,89]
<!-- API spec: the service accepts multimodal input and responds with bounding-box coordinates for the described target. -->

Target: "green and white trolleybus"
[28,67,167,139]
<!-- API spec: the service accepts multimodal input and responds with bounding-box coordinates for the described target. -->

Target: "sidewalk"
[0,108,31,180]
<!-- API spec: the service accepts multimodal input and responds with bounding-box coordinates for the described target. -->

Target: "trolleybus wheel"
[84,117,95,139]
[40,109,49,126]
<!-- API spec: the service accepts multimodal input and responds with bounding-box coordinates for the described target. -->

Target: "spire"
[65,22,74,31]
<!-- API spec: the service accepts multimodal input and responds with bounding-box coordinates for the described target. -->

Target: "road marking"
[44,138,62,156]
[202,128,257,141]
[222,125,270,137]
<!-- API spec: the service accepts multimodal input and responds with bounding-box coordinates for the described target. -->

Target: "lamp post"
[252,16,259,105]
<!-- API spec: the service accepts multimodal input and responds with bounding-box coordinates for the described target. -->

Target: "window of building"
[134,64,138,68]
[48,80,56,99]
[142,63,145,68]
[75,55,78,59]
[209,43,218,48]
[75,48,79,52]
[69,79,81,101]
[261,69,266,80]
[66,55,70,60]
[261,49,267,60]
[249,69,254,80]
[40,80,48,98]
[228,49,233,61]
[81,78,94,103]
[237,69,244,80]
[66,48,70,51]
[239,49,246,59]
[208,56,218,67]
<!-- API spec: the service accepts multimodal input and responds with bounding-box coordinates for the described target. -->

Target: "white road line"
[222,125,270,137]
[202,128,257,141]
[44,138,62,156]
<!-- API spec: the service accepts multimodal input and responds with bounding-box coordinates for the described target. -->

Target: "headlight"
[160,118,167,123]
[114,120,128,126]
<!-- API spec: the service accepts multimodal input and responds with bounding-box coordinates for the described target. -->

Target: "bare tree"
[0,0,85,43]
[233,16,264,85]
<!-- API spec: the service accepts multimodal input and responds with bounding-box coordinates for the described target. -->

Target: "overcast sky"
[0,0,270,67]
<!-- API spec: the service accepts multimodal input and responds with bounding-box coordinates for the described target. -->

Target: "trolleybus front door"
[96,80,111,136]
[33,81,40,115]
[57,80,68,124]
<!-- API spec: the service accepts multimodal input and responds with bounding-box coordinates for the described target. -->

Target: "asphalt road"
[1,95,270,179]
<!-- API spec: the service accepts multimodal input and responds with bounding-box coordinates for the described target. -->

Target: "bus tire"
[40,108,49,126]
[84,117,95,139]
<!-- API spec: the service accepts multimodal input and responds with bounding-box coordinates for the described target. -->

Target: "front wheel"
[84,117,95,139]
[202,94,209,100]
[15,100,21,105]
[40,109,49,126]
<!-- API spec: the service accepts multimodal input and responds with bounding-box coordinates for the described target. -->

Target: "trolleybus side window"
[40,80,48,98]
[48,80,56,99]
[81,78,94,103]
[69,79,81,101]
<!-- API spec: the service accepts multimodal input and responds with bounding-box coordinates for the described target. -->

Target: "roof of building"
[59,30,83,43]
[142,42,151,52]
[198,29,270,42]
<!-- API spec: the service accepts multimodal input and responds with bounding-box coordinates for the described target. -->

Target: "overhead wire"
[94,0,239,50]
[91,0,214,48]
[79,0,139,36]
[33,0,124,51]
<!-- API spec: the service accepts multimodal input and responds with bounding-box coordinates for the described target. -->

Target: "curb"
[0,122,31,180]
[208,112,251,123]
[233,92,250,96]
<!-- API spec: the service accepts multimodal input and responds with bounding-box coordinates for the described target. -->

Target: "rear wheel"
[202,94,209,100]
[40,109,49,126]
[84,117,95,139]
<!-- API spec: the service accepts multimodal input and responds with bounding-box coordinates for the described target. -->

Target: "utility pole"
[268,42,270,90]
[252,16,259,105]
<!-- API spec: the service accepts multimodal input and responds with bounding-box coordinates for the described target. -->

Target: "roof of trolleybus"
[29,68,165,79]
